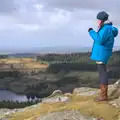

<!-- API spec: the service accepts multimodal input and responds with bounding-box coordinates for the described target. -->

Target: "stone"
[42,96,70,103]
[73,87,98,96]
[114,80,120,88]
[108,80,120,99]
[108,80,120,108]
[51,90,63,96]
[64,93,72,96]
[110,97,120,108]
[116,97,120,107]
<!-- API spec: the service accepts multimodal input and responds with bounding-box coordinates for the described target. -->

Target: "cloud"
[0,0,119,51]
[39,0,120,25]
[17,24,40,31]
[33,4,44,11]
[39,0,120,11]
[0,0,16,14]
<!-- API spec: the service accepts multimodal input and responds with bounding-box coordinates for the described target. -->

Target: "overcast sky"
[0,0,119,53]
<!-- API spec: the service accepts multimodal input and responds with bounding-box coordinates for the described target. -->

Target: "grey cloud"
[39,0,120,25]
[40,0,120,12]
[0,0,16,13]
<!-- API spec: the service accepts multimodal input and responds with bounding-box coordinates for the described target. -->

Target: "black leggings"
[96,64,108,85]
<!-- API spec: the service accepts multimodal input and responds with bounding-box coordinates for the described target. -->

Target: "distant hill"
[0,46,120,57]
[32,45,120,53]
[8,53,39,58]
[32,46,92,53]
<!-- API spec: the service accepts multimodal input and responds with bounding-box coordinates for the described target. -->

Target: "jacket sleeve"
[89,27,108,45]
[112,27,118,37]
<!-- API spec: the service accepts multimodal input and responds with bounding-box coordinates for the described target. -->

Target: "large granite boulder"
[108,79,120,109]
[51,90,63,96]
[42,95,70,103]
[108,79,120,99]
[73,87,99,96]
[42,90,70,103]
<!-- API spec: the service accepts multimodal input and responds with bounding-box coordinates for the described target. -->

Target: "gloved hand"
[88,28,93,32]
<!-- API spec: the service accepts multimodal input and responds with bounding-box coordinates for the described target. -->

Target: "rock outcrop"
[42,90,70,103]
[108,80,120,108]
[108,79,120,99]
[73,87,99,96]
[1,80,120,120]
[51,90,63,96]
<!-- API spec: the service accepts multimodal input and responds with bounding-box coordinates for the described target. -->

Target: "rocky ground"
[0,79,120,120]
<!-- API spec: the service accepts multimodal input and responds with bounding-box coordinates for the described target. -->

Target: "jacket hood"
[112,27,118,37]
[104,20,113,25]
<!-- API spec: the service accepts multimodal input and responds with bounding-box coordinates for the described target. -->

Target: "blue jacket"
[89,23,118,64]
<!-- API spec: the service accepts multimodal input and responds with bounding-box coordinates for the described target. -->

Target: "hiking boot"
[95,84,108,102]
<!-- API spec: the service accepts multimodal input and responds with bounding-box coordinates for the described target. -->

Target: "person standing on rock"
[88,11,118,101]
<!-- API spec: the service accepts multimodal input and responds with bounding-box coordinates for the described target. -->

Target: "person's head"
[96,11,109,27]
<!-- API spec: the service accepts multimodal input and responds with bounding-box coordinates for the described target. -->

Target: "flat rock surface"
[42,95,70,103]
[73,87,99,96]
[37,110,97,120]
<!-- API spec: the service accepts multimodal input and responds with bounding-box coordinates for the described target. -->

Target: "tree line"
[0,100,41,109]
[37,50,120,79]
[37,50,120,66]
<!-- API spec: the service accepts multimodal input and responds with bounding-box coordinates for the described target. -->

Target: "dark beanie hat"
[97,11,109,21]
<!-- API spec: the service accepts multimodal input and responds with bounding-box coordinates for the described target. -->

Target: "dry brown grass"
[0,58,48,69]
